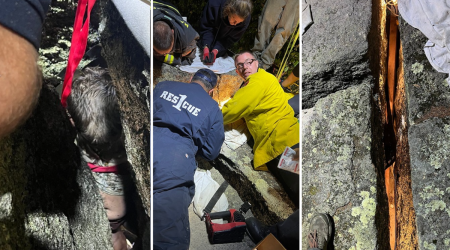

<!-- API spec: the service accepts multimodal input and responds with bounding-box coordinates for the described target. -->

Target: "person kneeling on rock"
[153,68,225,250]
[222,51,299,206]
[67,67,135,250]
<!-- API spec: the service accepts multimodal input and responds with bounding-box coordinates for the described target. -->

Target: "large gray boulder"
[99,0,150,212]
[400,18,450,249]
[408,118,450,249]
[302,0,372,109]
[302,81,389,249]
[0,0,151,248]
[215,143,296,225]
[0,86,112,249]
[98,1,151,248]
[399,20,450,127]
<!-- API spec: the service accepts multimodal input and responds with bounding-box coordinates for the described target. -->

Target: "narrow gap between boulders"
[381,4,419,249]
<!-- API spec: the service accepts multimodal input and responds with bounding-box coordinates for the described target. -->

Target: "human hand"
[279,80,288,92]
[205,49,218,65]
[181,57,193,66]
[170,56,181,66]
[203,46,210,63]
[293,148,299,161]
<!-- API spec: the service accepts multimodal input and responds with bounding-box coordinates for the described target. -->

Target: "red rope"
[61,0,97,107]
[87,162,119,173]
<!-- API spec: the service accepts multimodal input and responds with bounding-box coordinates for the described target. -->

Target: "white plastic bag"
[192,170,229,220]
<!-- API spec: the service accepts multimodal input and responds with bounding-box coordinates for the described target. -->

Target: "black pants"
[288,95,299,117]
[153,186,193,250]
[269,210,299,250]
[266,143,299,206]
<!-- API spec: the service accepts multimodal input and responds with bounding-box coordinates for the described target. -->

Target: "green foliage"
[275,34,299,93]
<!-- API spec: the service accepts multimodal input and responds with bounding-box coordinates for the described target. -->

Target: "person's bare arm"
[281,71,299,88]
[0,24,42,138]
[281,64,299,88]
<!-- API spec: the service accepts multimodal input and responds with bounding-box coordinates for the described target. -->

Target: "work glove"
[181,57,193,66]
[204,49,218,65]
[203,46,210,63]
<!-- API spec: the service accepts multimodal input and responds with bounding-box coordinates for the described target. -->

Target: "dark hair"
[222,0,253,19]
[67,67,124,161]
[153,21,173,51]
[191,68,218,91]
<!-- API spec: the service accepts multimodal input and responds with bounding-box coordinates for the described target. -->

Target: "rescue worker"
[222,51,299,205]
[153,68,225,250]
[198,0,252,65]
[153,1,199,66]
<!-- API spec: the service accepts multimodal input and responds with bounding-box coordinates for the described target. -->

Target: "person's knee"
[0,24,41,139]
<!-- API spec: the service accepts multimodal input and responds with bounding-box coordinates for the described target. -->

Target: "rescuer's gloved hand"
[181,57,193,66]
[203,46,210,63]
[204,49,218,65]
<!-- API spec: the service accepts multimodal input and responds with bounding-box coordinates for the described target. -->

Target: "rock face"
[302,82,389,249]
[0,0,150,248]
[408,119,450,249]
[0,86,112,249]
[301,0,391,248]
[216,143,296,225]
[400,18,450,249]
[302,0,372,109]
[400,22,450,126]
[98,1,151,248]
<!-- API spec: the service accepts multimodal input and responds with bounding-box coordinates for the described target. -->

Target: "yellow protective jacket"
[222,69,299,170]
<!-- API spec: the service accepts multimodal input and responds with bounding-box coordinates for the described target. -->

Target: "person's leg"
[94,171,130,250]
[153,186,192,250]
[281,64,299,88]
[252,0,286,53]
[259,0,299,68]
[269,210,299,249]
[246,210,299,250]
[152,132,196,249]
[288,95,299,117]
[266,144,299,206]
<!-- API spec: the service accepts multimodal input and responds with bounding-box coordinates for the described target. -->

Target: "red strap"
[61,0,97,107]
[87,162,119,173]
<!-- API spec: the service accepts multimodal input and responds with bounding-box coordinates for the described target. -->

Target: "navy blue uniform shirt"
[0,0,51,50]
[153,80,224,192]
[198,0,251,56]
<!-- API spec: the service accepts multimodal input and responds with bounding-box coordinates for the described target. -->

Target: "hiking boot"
[308,213,332,249]
[245,217,271,244]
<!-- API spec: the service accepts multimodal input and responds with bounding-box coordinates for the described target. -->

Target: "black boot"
[245,217,271,244]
